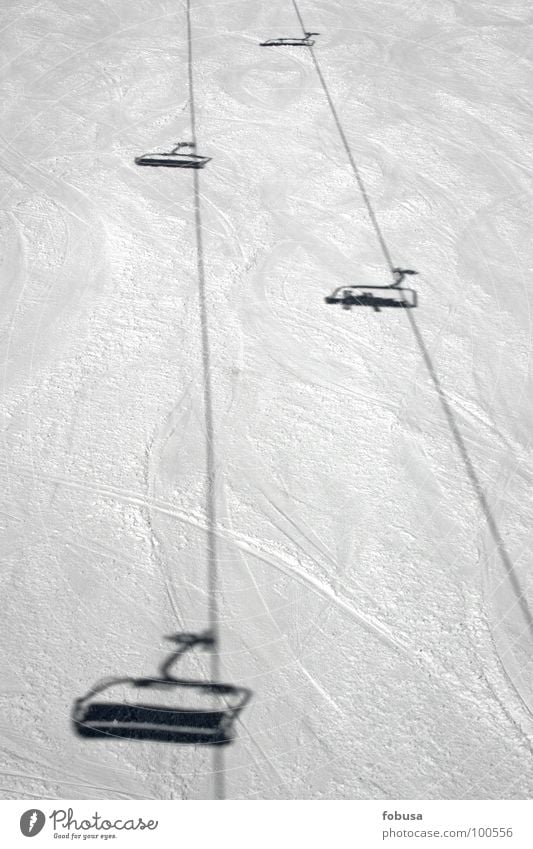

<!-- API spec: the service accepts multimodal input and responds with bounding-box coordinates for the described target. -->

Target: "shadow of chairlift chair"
[72,632,251,746]
[260,32,319,47]
[325,269,418,312]
[135,142,211,169]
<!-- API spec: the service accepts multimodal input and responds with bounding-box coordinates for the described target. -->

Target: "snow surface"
[1,0,533,799]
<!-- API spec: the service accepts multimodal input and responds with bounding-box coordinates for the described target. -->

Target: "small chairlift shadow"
[260,31,319,47]
[72,632,251,746]
[135,142,211,169]
[325,268,418,312]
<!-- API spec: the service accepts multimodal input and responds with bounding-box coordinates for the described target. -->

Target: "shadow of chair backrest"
[72,633,251,746]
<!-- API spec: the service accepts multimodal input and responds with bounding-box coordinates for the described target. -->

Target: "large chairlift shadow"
[72,632,251,746]
[325,268,418,312]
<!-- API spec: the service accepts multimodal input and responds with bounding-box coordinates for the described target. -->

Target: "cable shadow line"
[405,306,533,639]
[291,0,533,709]
[186,0,225,800]
[290,0,395,275]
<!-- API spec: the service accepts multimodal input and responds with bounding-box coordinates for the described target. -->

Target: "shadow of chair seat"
[75,699,234,745]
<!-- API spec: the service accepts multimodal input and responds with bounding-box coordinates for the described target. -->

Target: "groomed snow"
[1,0,533,799]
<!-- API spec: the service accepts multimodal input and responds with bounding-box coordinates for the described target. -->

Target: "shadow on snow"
[72,632,251,746]
[325,269,418,312]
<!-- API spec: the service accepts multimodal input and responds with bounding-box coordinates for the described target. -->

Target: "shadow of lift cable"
[79,0,249,800]
[285,0,533,713]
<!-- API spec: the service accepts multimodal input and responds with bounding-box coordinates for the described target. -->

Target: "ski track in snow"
[1,0,533,798]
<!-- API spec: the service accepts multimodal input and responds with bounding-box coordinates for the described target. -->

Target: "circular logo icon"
[20,810,46,837]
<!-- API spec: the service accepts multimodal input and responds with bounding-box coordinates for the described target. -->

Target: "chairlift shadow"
[260,32,319,47]
[325,268,418,312]
[135,142,211,169]
[72,632,251,746]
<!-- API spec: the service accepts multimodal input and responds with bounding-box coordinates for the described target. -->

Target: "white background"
[3,801,533,848]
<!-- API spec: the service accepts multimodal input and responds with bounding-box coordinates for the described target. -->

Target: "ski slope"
[1,0,533,799]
